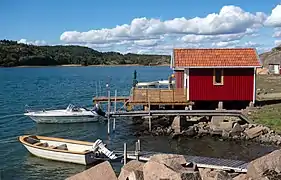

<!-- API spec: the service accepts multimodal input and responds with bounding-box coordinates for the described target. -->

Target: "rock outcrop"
[66,161,117,180]
[247,149,281,179]
[133,115,281,146]
[118,160,144,180]
[143,154,201,180]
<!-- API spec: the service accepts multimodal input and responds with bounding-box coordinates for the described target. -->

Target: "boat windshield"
[66,104,75,111]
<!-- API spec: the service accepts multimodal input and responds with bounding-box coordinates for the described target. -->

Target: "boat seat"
[54,144,68,150]
[26,137,40,144]
[33,142,42,146]
[34,142,48,147]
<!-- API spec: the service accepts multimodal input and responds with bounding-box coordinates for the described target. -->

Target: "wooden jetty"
[129,88,192,106]
[93,88,192,111]
[109,109,249,123]
[93,96,129,104]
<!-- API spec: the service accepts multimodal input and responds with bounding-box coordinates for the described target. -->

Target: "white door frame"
[184,68,189,100]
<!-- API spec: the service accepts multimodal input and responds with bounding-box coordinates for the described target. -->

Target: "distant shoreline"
[3,63,170,68]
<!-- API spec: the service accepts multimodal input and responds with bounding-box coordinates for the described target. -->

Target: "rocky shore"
[131,115,281,146]
[67,150,281,180]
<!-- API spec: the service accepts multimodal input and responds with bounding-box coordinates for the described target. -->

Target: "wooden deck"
[93,96,129,103]
[129,88,191,105]
[93,88,192,109]
[108,110,249,123]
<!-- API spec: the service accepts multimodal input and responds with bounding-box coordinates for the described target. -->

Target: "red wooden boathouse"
[171,48,262,109]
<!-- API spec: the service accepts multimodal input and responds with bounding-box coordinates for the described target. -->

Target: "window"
[213,68,224,85]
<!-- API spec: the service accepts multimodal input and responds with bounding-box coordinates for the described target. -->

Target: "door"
[274,65,279,74]
[184,69,189,100]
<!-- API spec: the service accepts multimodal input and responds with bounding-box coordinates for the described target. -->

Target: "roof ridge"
[173,48,261,67]
[173,48,256,50]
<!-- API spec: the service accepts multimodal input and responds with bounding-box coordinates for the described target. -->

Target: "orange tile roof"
[173,48,261,67]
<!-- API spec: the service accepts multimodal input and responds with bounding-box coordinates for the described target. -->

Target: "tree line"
[0,40,170,67]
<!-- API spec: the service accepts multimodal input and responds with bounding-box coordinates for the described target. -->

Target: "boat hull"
[23,144,97,165]
[27,115,102,124]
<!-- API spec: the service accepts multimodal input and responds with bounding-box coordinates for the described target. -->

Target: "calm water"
[0,66,278,180]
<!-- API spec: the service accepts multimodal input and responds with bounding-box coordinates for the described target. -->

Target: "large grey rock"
[118,160,144,180]
[211,116,225,126]
[219,121,234,132]
[66,161,117,180]
[143,161,201,180]
[233,174,248,180]
[230,123,244,136]
[149,153,187,169]
[199,168,233,180]
[172,116,187,133]
[128,170,144,180]
[247,150,281,179]
[245,126,267,139]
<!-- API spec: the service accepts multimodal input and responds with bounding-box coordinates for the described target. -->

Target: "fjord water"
[0,66,278,180]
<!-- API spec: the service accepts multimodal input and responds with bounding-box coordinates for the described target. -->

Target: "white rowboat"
[19,135,119,165]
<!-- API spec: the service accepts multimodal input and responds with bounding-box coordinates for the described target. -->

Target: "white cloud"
[181,33,245,43]
[18,39,47,46]
[19,4,281,55]
[134,39,159,47]
[60,5,266,45]
[273,31,281,38]
[244,41,262,47]
[212,40,239,47]
[275,40,281,46]
[265,4,281,27]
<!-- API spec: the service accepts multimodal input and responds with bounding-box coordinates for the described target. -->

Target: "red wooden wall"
[189,68,254,101]
[174,70,184,88]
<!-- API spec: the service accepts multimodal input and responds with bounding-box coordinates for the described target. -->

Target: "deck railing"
[131,88,187,103]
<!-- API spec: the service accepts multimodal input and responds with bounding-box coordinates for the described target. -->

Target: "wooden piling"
[123,143,127,165]
[107,90,111,135]
[135,142,139,161]
[113,90,117,132]
[148,100,151,132]
[137,139,141,151]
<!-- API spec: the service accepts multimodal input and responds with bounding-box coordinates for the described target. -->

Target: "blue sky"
[1,0,281,54]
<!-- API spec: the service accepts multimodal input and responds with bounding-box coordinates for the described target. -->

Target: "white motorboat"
[24,104,105,123]
[19,135,120,165]
[135,79,175,88]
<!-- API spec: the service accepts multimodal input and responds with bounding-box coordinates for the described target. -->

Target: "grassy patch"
[248,103,281,132]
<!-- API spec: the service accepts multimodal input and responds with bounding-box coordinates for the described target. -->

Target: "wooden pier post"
[137,139,141,151]
[148,100,151,132]
[135,140,140,161]
[135,142,139,161]
[113,90,117,132]
[107,89,111,135]
[123,143,127,165]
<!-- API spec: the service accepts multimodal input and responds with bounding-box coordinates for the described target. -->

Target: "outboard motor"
[92,104,106,117]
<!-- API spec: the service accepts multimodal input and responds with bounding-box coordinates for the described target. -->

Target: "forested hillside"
[0,40,170,67]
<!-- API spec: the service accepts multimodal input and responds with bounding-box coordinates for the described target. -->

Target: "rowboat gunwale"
[19,135,94,155]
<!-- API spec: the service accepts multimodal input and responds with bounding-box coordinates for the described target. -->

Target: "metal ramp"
[126,151,248,173]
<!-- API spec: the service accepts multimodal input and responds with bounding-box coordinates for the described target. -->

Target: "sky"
[1,0,281,54]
